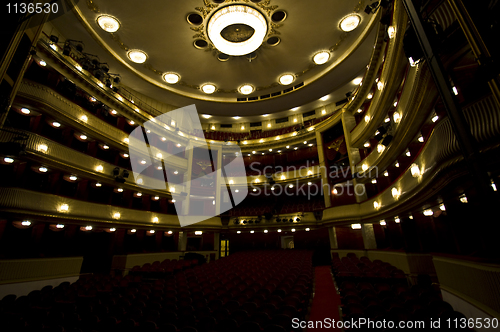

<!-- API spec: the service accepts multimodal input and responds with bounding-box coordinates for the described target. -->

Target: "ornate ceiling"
[49,0,379,121]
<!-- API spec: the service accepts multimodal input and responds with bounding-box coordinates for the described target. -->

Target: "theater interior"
[0,0,499,331]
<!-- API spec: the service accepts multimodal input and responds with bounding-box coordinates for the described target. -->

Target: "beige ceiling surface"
[49,0,379,120]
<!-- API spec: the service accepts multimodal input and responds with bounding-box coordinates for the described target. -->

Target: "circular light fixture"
[127,49,148,64]
[239,84,254,95]
[279,74,295,85]
[163,72,180,84]
[201,83,217,94]
[340,14,361,32]
[97,15,121,33]
[313,51,330,65]
[207,5,267,56]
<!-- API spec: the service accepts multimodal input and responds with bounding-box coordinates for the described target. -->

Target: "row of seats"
[333,253,471,331]
[1,250,313,332]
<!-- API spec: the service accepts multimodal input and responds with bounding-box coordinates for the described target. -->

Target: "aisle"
[307,266,342,331]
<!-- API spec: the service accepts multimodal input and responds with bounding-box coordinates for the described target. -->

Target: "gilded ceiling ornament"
[195,0,219,19]
[329,33,347,52]
[86,0,100,13]
[268,23,282,36]
[109,33,129,51]
[144,63,163,76]
[295,64,315,78]
[255,0,278,16]
[354,1,366,13]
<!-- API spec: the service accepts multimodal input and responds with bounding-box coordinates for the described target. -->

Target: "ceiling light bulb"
[367,93,373,99]
[432,115,439,122]
[163,72,180,84]
[4,157,14,163]
[80,135,87,140]
[411,163,420,177]
[202,114,212,119]
[353,77,363,85]
[202,83,216,94]
[97,15,121,32]
[113,212,121,219]
[364,115,370,122]
[320,95,329,101]
[39,166,48,172]
[52,121,61,127]
[364,142,370,148]
[21,108,30,114]
[127,49,148,63]
[39,60,46,66]
[56,224,64,229]
[95,182,102,187]
[380,220,387,226]
[239,84,254,95]
[117,188,123,192]
[313,51,330,65]
[130,229,136,233]
[423,209,433,216]
[351,223,361,229]
[340,14,361,32]
[279,74,294,85]
[69,175,77,181]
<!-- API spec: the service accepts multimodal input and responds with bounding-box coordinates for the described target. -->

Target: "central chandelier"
[207,5,267,56]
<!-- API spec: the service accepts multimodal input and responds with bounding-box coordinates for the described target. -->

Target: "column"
[178,231,187,252]
[315,130,331,208]
[361,223,377,249]
[328,226,338,258]
[181,142,194,215]
[214,232,220,260]
[215,145,223,215]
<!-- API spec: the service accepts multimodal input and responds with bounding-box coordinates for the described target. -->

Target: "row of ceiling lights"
[236,228,310,234]
[95,14,361,95]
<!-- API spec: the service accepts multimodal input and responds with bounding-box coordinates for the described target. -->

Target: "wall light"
[351,223,362,229]
[423,209,433,216]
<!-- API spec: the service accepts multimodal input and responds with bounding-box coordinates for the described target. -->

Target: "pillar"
[361,223,377,249]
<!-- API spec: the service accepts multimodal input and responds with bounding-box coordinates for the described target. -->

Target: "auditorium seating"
[1,251,312,332]
[333,253,470,330]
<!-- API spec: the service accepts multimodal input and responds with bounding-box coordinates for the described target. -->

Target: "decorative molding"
[86,0,100,13]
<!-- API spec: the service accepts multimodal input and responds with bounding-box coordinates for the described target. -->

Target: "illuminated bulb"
[406,150,411,157]
[277,229,282,232]
[385,117,390,123]
[380,220,386,226]
[85,226,92,231]
[371,179,377,184]
[418,135,424,143]
[289,185,294,188]
[320,95,329,101]
[395,217,400,223]
[113,212,121,219]
[102,144,109,150]
[432,115,439,122]
[176,144,181,147]
[384,170,389,177]
[294,147,298,150]
[111,110,117,115]
[393,112,401,123]
[305,228,310,231]
[149,230,155,234]
[292,132,297,136]
[313,51,330,65]
[69,175,77,181]
[280,175,286,180]
[308,182,312,185]
[235,190,239,193]
[364,115,370,122]
[174,170,179,175]
[291,228,296,232]
[387,26,396,38]
[411,163,420,177]
[322,109,326,115]
[140,160,147,165]
[333,188,338,195]
[110,228,116,232]
[52,121,61,127]
[377,81,384,90]
[237,231,241,234]
[268,123,271,128]
[129,120,135,125]
[409,214,414,219]
[351,223,362,229]
[157,165,162,170]
[252,151,256,154]
[153,196,159,200]
[22,221,31,226]
[423,209,433,216]
[250,230,254,234]
[95,182,102,187]
[452,86,458,95]
[39,60,46,66]
[4,157,14,163]
[229,180,234,184]
[211,126,216,130]
[307,170,313,175]
[117,188,123,192]
[373,201,380,209]
[195,231,203,235]
[367,93,373,99]
[241,126,245,130]
[60,204,69,212]
[271,187,275,191]
[357,108,363,113]
[264,230,268,233]
[130,229,136,233]
[364,142,370,148]
[294,119,297,123]
[377,144,385,153]
[395,162,400,167]
[492,180,497,192]
[137,178,143,184]
[167,231,173,234]
[136,192,142,197]
[39,166,48,172]
[459,194,468,203]
[362,164,368,172]
[124,138,129,143]
[269,149,272,152]
[21,108,30,114]
[440,204,446,211]
[391,187,400,198]
[96,165,103,172]
[56,224,64,229]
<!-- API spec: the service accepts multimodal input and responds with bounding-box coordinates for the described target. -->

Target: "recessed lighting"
[4,157,14,163]
[291,107,299,111]
[352,77,363,85]
[313,51,330,65]
[127,50,148,63]
[262,114,270,117]
[239,84,255,95]
[201,83,216,94]
[340,14,361,32]
[279,74,295,85]
[320,95,329,101]
[202,114,212,119]
[163,72,180,84]
[21,108,30,114]
[233,116,241,120]
[97,15,121,33]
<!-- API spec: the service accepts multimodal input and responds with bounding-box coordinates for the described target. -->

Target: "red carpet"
[307,266,342,331]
